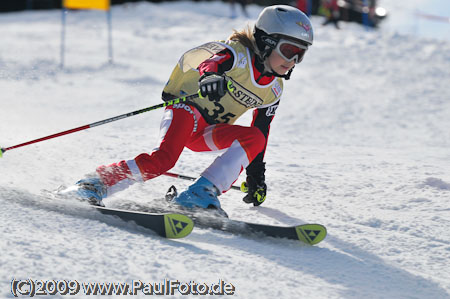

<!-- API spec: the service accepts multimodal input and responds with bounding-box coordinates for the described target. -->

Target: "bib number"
[203,99,236,123]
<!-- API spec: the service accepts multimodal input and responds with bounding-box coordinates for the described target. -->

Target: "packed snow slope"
[1,1,449,298]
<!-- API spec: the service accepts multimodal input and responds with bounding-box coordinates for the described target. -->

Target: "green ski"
[94,206,194,239]
[194,217,327,245]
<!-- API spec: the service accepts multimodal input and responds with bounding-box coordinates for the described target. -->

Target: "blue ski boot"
[169,177,227,217]
[59,176,106,207]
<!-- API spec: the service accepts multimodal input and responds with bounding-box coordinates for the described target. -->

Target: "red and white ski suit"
[96,40,283,196]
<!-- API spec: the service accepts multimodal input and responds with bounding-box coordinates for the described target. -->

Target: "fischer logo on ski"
[295,224,327,245]
[164,214,194,239]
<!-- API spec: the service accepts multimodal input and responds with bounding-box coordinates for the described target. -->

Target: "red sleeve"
[198,49,234,76]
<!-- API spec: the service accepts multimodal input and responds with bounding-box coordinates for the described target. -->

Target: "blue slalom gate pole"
[362,0,370,31]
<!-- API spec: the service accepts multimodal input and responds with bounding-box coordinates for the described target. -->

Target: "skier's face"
[268,50,296,75]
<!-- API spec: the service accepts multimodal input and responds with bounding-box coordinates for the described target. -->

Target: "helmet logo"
[261,35,278,49]
[296,21,311,32]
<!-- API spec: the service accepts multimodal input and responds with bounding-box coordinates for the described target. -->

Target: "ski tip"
[164,214,194,239]
[295,224,327,245]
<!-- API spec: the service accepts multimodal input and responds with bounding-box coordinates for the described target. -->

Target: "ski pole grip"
[240,181,248,193]
[0,148,4,158]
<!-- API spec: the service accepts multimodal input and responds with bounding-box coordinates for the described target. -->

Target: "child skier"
[62,5,314,214]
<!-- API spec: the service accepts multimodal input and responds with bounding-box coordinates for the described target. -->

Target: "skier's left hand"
[241,175,267,206]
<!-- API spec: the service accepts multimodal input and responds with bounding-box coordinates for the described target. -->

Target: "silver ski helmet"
[254,5,313,61]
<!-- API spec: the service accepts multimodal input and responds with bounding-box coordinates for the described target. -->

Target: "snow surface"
[1,1,450,298]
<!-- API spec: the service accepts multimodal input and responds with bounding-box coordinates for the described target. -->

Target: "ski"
[162,186,327,245]
[93,206,194,239]
[192,215,327,245]
[41,190,194,239]
[140,202,326,245]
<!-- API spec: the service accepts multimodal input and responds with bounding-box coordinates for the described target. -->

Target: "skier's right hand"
[241,175,267,206]
[199,72,226,101]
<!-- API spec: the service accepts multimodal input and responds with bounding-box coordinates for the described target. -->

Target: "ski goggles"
[275,39,309,64]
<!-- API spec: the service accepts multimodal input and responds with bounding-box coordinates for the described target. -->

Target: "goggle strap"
[261,35,279,49]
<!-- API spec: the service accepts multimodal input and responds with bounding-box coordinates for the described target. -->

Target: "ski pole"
[0,91,202,158]
[163,172,242,191]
